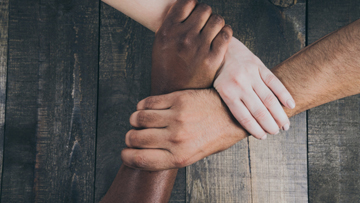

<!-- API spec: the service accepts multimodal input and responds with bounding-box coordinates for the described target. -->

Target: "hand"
[122,89,247,171]
[213,37,295,139]
[151,0,233,95]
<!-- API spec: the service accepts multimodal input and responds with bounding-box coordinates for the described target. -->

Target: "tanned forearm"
[274,18,360,118]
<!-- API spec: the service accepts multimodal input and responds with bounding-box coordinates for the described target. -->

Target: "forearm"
[100,1,178,201]
[101,1,232,202]
[274,18,360,118]
[102,0,174,32]
[122,18,360,171]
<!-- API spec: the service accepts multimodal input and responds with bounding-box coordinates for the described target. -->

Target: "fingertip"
[125,130,132,147]
[129,111,138,127]
[282,123,290,131]
[221,25,233,42]
[286,99,296,109]
[121,148,132,166]
[137,99,146,110]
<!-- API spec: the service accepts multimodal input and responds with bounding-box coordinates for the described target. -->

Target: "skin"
[102,0,294,140]
[101,0,360,201]
[100,1,233,202]
[123,18,360,171]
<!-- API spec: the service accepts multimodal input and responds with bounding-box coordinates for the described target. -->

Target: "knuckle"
[202,58,212,70]
[221,26,233,40]
[178,34,193,49]
[133,154,147,169]
[263,93,278,106]
[125,130,133,147]
[239,116,253,126]
[264,74,276,85]
[136,111,150,126]
[211,14,225,25]
[198,3,212,14]
[231,75,242,87]
[143,96,159,109]
[175,111,187,124]
[216,85,236,103]
[177,94,189,105]
[173,155,189,168]
[253,108,268,120]
[128,131,139,146]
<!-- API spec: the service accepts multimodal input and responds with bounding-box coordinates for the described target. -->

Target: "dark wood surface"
[307,0,360,202]
[2,0,99,202]
[0,0,358,202]
[0,0,9,197]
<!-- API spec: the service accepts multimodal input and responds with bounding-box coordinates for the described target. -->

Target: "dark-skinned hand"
[150,0,233,95]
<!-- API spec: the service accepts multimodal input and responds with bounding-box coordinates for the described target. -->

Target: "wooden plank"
[307,1,360,202]
[2,0,99,202]
[94,3,186,202]
[0,0,9,196]
[187,0,307,202]
[248,1,308,202]
[1,0,40,201]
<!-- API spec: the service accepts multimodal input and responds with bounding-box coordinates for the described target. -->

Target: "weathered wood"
[307,1,360,202]
[248,2,307,202]
[94,3,186,202]
[1,0,40,201]
[270,0,297,8]
[2,0,99,202]
[187,0,307,202]
[0,0,9,197]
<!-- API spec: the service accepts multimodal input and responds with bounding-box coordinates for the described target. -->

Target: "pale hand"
[214,37,295,139]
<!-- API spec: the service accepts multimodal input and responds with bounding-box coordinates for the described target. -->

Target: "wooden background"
[0,0,359,202]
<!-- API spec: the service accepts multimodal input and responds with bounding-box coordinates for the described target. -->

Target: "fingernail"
[282,123,290,131]
[261,134,267,140]
[287,99,296,109]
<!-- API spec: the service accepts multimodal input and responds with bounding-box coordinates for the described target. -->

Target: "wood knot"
[269,0,297,8]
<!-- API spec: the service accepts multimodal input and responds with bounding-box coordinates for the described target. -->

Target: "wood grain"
[94,3,185,202]
[187,0,307,202]
[307,1,360,202]
[1,0,40,201]
[2,0,99,202]
[0,0,9,197]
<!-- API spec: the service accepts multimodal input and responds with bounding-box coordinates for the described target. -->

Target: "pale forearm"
[102,0,175,32]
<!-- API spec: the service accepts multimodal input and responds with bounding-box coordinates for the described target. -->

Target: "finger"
[210,25,233,60]
[125,128,169,149]
[242,91,280,135]
[163,0,197,24]
[260,68,296,110]
[183,3,212,32]
[254,82,290,130]
[129,110,171,128]
[137,92,177,110]
[201,14,226,44]
[222,95,267,139]
[121,148,174,171]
